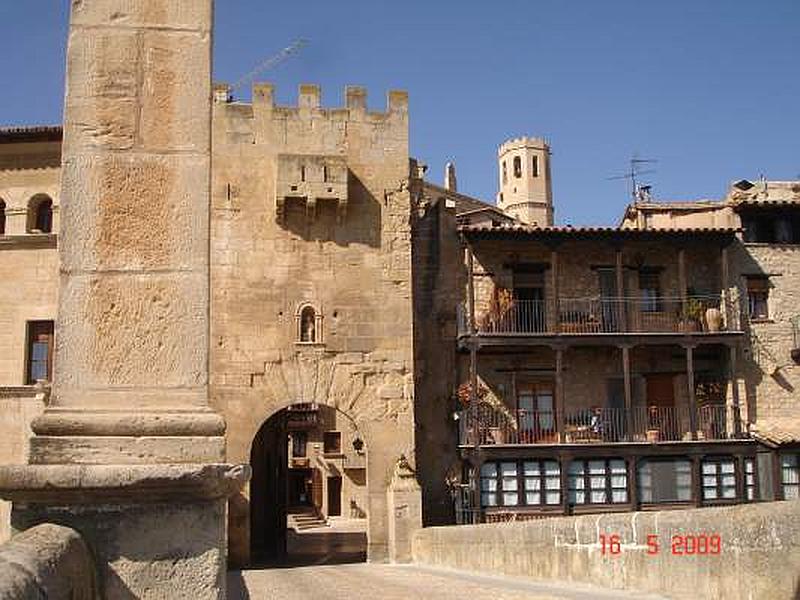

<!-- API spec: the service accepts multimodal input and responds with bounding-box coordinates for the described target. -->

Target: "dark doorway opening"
[249,404,368,567]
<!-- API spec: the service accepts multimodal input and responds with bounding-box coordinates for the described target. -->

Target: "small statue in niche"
[300,306,316,343]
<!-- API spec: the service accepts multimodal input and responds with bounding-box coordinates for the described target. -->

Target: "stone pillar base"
[387,456,422,564]
[0,464,249,600]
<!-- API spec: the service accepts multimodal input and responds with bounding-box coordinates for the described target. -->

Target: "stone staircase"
[288,508,329,531]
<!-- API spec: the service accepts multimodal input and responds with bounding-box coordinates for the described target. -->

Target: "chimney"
[444,161,457,192]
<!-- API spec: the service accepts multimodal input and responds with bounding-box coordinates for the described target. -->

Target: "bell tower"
[496,137,553,226]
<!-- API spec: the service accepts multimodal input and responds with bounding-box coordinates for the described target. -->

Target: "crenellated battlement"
[498,136,549,156]
[213,82,408,121]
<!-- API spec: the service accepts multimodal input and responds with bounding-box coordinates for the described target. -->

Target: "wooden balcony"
[457,404,743,447]
[459,295,742,345]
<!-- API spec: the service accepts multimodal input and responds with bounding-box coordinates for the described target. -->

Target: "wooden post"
[466,245,476,334]
[692,454,703,507]
[622,345,633,441]
[628,456,638,510]
[551,247,560,333]
[470,346,479,447]
[555,346,565,443]
[686,345,697,441]
[560,451,571,516]
[678,247,688,318]
[729,344,742,437]
[615,247,626,332]
[721,244,732,329]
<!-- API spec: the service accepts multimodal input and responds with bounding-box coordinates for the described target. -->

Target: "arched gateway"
[248,402,368,564]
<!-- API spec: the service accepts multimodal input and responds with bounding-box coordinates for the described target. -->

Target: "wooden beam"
[721,245,732,329]
[615,247,626,332]
[555,347,565,443]
[470,346,478,447]
[466,245,476,334]
[622,345,633,441]
[678,247,688,315]
[686,344,697,441]
[729,344,742,437]
[551,248,560,333]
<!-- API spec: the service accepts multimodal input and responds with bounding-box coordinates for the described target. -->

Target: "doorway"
[248,403,368,567]
[645,374,678,440]
[328,476,342,517]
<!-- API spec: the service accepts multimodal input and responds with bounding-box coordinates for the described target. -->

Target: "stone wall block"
[63,30,139,152]
[139,31,211,153]
[60,154,210,273]
[54,272,207,391]
[70,0,213,31]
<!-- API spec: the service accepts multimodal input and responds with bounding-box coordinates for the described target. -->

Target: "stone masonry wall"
[413,500,800,600]
[210,84,417,564]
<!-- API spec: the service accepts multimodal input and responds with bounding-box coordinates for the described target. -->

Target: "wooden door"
[327,476,342,517]
[646,374,675,408]
[517,382,555,442]
[645,374,677,440]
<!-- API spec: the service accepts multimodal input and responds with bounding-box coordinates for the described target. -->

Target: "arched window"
[300,306,317,343]
[513,156,522,179]
[0,199,6,235]
[27,195,53,234]
[502,161,508,185]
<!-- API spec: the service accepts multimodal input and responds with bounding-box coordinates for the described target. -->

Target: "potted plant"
[679,298,704,332]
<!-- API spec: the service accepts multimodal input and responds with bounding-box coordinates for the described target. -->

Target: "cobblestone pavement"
[228,563,669,600]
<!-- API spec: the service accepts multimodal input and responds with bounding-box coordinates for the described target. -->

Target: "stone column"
[0,2,246,598]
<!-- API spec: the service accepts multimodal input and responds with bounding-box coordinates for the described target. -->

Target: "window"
[513,156,522,179]
[0,199,5,235]
[523,460,561,506]
[480,460,561,508]
[323,431,341,455]
[27,195,53,234]
[639,270,662,312]
[701,457,737,501]
[502,161,508,185]
[26,321,54,384]
[741,209,800,244]
[531,156,539,178]
[300,164,306,182]
[746,277,769,320]
[517,383,555,442]
[568,459,628,505]
[291,432,308,458]
[744,457,757,501]
[638,458,692,503]
[323,165,329,183]
[299,305,317,343]
[781,454,799,500]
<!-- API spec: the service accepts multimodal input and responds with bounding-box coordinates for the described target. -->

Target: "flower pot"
[646,428,660,442]
[705,307,722,332]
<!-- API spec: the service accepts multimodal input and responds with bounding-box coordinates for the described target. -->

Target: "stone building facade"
[1,86,799,569]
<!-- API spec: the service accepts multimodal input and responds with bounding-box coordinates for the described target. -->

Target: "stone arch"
[27,194,53,233]
[226,351,413,567]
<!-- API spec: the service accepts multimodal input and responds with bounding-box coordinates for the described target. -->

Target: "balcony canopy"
[458,224,740,245]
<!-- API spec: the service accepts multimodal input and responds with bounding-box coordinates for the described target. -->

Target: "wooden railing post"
[686,344,698,441]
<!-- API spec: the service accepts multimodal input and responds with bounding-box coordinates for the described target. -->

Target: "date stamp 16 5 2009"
[599,533,722,556]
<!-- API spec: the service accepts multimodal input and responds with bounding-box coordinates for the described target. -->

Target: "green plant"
[683,298,705,323]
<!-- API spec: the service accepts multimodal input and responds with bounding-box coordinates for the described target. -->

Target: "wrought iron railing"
[457,403,740,446]
[467,294,739,336]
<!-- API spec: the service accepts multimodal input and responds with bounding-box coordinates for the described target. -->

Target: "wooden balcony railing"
[457,404,740,446]
[462,294,739,336]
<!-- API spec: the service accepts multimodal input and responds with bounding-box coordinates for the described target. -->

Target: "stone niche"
[275,154,348,224]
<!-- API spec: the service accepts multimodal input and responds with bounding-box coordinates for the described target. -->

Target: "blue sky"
[1,1,798,224]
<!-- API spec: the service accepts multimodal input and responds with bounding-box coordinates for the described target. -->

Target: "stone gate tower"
[496,137,553,226]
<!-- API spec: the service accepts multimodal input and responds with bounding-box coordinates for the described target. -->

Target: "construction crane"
[230,38,309,95]
[608,155,658,202]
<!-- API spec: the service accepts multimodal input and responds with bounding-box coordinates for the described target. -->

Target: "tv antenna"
[231,38,309,95]
[608,155,658,202]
